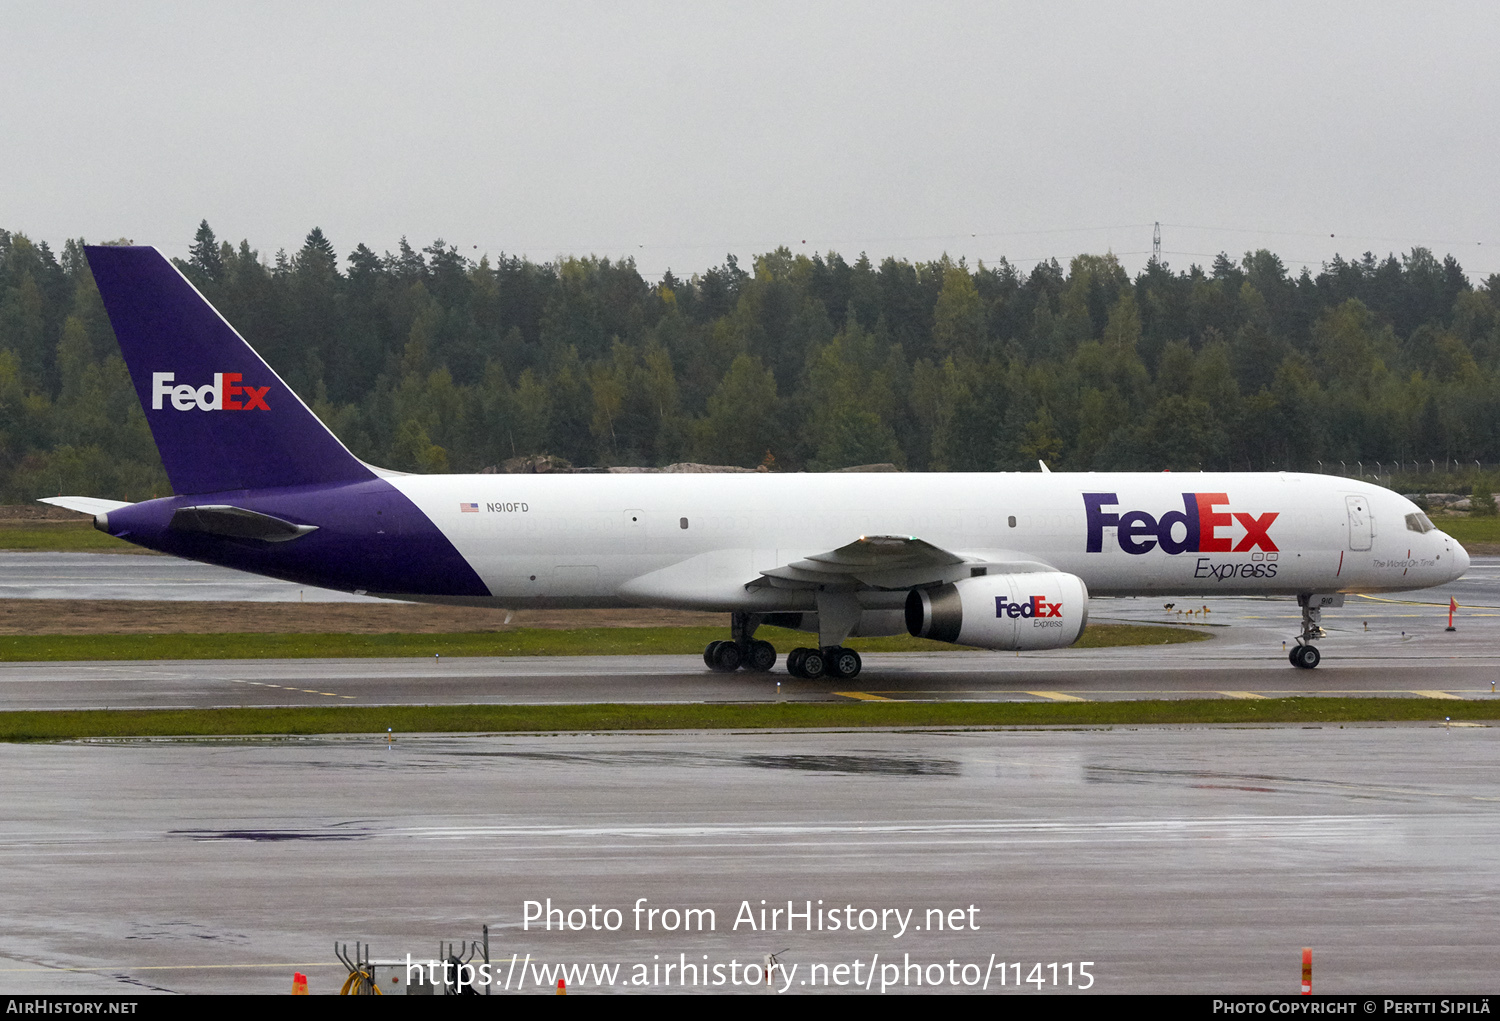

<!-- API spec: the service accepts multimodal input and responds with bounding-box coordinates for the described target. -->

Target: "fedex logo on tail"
[152,372,270,412]
[1084,493,1278,555]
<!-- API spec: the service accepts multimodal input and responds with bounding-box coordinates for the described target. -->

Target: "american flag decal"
[460,502,479,513]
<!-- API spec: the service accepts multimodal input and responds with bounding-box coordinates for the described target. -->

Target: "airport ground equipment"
[437,934,485,996]
[334,941,381,995]
[342,927,491,995]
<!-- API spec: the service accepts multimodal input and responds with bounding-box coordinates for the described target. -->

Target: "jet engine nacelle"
[905,571,1089,650]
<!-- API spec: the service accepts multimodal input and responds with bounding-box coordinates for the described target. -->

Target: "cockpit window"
[1405,512,1435,534]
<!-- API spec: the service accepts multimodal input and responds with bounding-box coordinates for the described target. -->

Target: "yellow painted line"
[1025,691,1089,702]
[1412,690,1464,700]
[834,691,894,701]
[1218,691,1268,699]
[1448,722,1485,727]
[1358,594,1500,609]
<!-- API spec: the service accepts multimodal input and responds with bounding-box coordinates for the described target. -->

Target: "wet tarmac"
[0,725,1495,994]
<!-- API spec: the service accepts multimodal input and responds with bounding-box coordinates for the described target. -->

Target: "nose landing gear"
[1289,643,1321,669]
[1289,595,1335,669]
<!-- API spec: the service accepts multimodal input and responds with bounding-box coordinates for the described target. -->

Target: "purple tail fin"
[85,246,375,495]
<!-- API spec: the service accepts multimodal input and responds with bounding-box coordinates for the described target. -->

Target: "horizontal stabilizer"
[38,496,134,516]
[169,505,318,543]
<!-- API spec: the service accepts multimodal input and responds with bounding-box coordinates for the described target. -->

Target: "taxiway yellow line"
[1025,691,1089,702]
[834,691,894,701]
[1218,691,1268,699]
[1411,689,1464,700]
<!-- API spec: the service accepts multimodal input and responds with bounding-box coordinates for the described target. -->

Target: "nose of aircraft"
[1449,539,1471,580]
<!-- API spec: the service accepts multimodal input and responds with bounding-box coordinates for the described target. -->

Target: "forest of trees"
[2,221,1499,502]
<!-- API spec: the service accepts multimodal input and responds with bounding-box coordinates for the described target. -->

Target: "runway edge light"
[1301,948,1311,994]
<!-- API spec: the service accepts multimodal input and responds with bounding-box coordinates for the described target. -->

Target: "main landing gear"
[701,613,864,678]
[786,645,862,680]
[704,638,777,673]
[1289,598,1327,670]
[704,611,778,674]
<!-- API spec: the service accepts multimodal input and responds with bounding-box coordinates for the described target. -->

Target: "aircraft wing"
[754,535,1056,590]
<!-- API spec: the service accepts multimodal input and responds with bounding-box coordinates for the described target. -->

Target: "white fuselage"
[386,471,1469,611]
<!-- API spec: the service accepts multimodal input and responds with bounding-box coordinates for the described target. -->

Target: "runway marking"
[1025,691,1088,702]
[1411,689,1464,700]
[834,691,894,701]
[1218,691,1268,699]
[230,679,353,699]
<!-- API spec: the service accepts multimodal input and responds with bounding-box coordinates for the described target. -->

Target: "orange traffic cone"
[556,978,567,995]
[292,972,308,995]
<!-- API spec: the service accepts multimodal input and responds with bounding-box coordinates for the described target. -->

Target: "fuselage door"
[1345,495,1373,551]
[622,508,646,551]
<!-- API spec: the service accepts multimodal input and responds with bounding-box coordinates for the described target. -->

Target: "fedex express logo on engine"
[996,595,1063,619]
[1084,493,1278,555]
[152,372,270,411]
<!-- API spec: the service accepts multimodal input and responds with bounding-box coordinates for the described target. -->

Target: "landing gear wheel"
[745,640,777,672]
[708,641,744,671]
[787,648,807,678]
[704,640,724,669]
[710,640,743,672]
[824,646,862,680]
[789,646,825,679]
[1290,644,1321,670]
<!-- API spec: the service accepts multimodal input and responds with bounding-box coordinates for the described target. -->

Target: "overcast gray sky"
[6,2,1498,281]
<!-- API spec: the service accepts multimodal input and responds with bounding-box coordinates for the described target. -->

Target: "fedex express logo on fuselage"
[1084,492,1278,555]
[152,372,270,412]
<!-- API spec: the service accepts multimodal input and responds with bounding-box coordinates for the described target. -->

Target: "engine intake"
[905,571,1089,650]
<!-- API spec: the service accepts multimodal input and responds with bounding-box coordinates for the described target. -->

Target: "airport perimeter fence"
[1214,460,1500,511]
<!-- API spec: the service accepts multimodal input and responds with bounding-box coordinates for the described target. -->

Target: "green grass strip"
[0,697,1492,741]
[0,623,1206,662]
[0,523,153,553]
[1435,516,1500,544]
